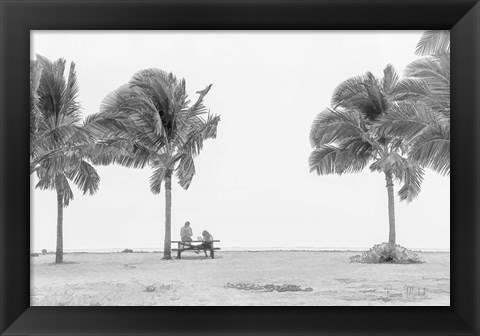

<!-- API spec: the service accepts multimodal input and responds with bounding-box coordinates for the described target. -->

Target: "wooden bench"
[171,240,220,259]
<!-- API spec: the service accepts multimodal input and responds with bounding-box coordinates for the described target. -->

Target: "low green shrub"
[350,242,423,264]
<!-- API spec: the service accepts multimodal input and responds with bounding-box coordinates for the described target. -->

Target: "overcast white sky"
[31,31,450,252]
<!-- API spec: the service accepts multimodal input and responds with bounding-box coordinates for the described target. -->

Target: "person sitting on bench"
[180,221,193,243]
[198,230,214,257]
[180,221,200,254]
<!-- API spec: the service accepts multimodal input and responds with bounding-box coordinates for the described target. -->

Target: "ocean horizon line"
[32,246,451,253]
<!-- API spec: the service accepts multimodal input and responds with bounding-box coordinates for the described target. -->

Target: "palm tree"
[32,55,105,263]
[92,69,220,259]
[380,31,450,175]
[309,65,424,245]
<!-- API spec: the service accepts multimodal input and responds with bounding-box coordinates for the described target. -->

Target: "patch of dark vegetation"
[225,282,313,292]
[143,284,173,293]
[121,249,133,253]
[144,285,156,292]
[350,242,423,264]
[31,253,39,257]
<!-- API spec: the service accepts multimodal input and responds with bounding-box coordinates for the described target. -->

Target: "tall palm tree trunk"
[384,171,396,245]
[163,171,172,259]
[55,187,64,264]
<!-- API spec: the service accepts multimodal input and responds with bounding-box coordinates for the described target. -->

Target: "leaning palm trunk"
[163,171,172,259]
[385,171,396,244]
[55,186,64,264]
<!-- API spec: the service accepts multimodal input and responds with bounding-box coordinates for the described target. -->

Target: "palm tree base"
[350,242,423,264]
[55,253,63,264]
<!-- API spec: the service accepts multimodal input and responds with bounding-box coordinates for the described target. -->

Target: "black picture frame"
[1,0,479,335]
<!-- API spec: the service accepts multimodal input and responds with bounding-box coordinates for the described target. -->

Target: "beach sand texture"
[31,251,449,306]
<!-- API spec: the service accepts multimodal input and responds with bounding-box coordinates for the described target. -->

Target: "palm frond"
[391,77,432,101]
[379,102,444,142]
[410,131,450,175]
[369,152,404,173]
[150,165,168,194]
[30,60,43,142]
[362,81,389,120]
[309,108,373,148]
[91,139,153,169]
[85,138,132,162]
[59,61,82,123]
[130,69,177,115]
[175,154,196,189]
[55,173,74,206]
[180,114,220,157]
[83,114,128,139]
[188,84,212,116]
[99,84,139,115]
[406,55,450,89]
[36,172,73,207]
[67,160,100,195]
[128,100,167,138]
[370,151,425,202]
[309,138,372,176]
[333,139,373,174]
[30,146,64,174]
[98,83,170,146]
[405,54,450,110]
[332,71,389,120]
[129,69,184,140]
[35,170,57,191]
[172,84,213,144]
[381,64,400,95]
[415,30,450,56]
[35,152,72,182]
[331,75,367,108]
[308,145,339,175]
[36,54,67,122]
[32,124,94,153]
[395,162,425,203]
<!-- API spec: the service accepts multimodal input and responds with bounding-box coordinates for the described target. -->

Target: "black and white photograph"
[30,30,450,306]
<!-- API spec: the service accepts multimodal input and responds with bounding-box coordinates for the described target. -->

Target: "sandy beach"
[30,251,449,306]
